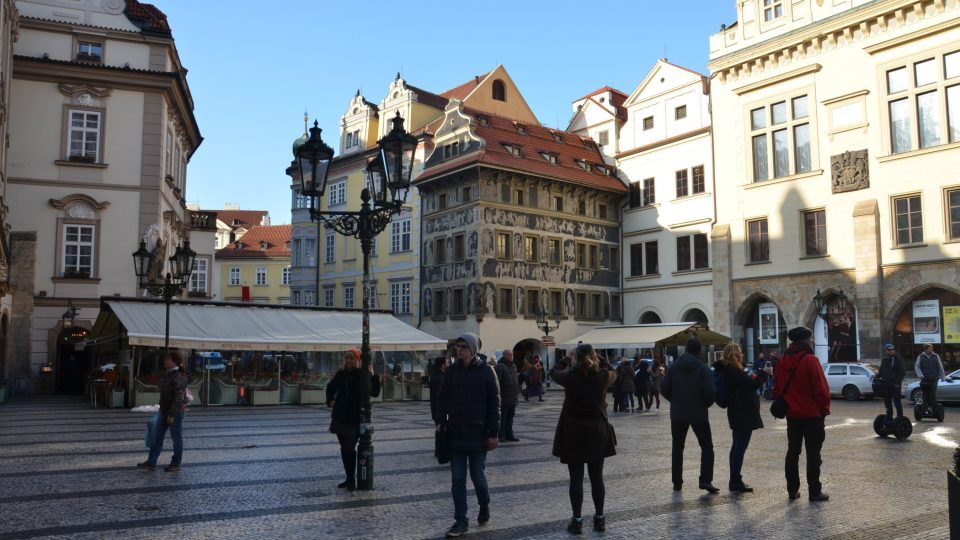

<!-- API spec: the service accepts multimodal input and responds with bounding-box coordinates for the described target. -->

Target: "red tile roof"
[416,109,626,194]
[123,0,171,35]
[208,210,269,231]
[216,225,291,259]
[575,86,628,121]
[406,84,449,110]
[439,73,490,101]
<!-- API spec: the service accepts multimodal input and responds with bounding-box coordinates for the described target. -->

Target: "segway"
[871,383,913,439]
[872,414,912,439]
[913,384,945,422]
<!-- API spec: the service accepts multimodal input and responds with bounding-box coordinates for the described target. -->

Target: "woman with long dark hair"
[550,344,617,534]
[716,342,771,492]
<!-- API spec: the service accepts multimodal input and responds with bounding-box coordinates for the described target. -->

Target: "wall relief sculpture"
[830,149,869,193]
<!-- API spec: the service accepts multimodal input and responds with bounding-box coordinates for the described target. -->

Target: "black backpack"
[712,365,729,409]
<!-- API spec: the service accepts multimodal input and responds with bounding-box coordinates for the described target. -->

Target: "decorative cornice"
[733,64,822,95]
[48,193,110,210]
[863,13,960,53]
[58,83,113,99]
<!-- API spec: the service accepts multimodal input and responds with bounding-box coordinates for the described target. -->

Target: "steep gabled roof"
[440,73,490,101]
[123,0,171,36]
[417,108,625,194]
[405,84,449,109]
[216,225,291,259]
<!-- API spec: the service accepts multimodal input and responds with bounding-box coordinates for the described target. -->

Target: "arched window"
[640,311,662,324]
[682,308,709,327]
[492,80,506,102]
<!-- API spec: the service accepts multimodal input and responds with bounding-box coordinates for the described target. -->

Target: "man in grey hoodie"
[660,338,718,493]
[436,332,501,538]
[915,344,946,408]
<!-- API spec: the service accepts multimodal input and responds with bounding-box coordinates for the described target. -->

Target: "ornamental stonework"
[830,149,869,193]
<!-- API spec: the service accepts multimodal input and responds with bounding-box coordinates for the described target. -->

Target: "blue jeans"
[729,429,753,485]
[147,412,184,466]
[450,450,489,526]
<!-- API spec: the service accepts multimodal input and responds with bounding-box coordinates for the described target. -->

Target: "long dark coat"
[721,362,766,432]
[326,369,381,426]
[551,365,617,464]
[437,358,501,452]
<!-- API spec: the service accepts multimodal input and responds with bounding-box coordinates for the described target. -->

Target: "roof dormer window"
[594,165,609,175]
[503,143,522,157]
[539,151,558,164]
[478,116,489,127]
[259,241,269,250]
[232,219,242,226]
[552,133,563,144]
[76,41,102,63]
[575,159,589,170]
[442,141,460,160]
[516,124,527,135]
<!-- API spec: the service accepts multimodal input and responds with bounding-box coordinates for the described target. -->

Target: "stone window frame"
[549,289,564,319]
[62,105,106,164]
[74,36,104,63]
[800,207,828,258]
[390,280,411,315]
[255,267,267,286]
[943,185,960,242]
[746,217,770,263]
[229,267,241,286]
[524,234,539,262]
[495,230,512,260]
[50,195,108,280]
[497,286,515,318]
[323,286,335,307]
[453,233,466,262]
[451,287,466,317]
[548,237,562,266]
[188,256,210,295]
[343,283,356,309]
[746,89,815,183]
[890,192,925,247]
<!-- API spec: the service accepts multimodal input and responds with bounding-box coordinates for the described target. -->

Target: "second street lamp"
[294,111,416,490]
[535,308,562,373]
[132,239,197,351]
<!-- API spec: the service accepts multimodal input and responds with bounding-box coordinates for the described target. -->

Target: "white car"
[821,362,878,400]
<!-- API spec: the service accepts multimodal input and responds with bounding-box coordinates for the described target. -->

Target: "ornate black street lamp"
[132,239,197,351]
[535,308,562,372]
[294,111,416,490]
[814,288,850,323]
[61,301,79,329]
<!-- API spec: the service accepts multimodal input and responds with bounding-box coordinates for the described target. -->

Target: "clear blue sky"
[159,1,736,225]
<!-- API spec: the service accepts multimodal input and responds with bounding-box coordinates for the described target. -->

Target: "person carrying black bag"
[550,343,617,535]
[877,344,905,420]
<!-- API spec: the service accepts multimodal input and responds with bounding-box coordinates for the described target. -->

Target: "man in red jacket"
[774,326,831,502]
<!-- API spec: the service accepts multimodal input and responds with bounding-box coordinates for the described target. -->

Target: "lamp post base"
[356,426,374,490]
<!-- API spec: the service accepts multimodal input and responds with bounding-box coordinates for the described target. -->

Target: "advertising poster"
[913,300,941,344]
[758,303,779,345]
[943,306,960,344]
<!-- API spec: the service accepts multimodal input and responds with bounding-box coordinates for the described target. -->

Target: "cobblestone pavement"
[0,392,956,539]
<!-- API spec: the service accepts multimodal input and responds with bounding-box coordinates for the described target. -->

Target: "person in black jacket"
[717,342,771,493]
[660,338,717,493]
[325,349,381,491]
[494,349,520,442]
[428,357,447,422]
[877,343,906,419]
[436,333,500,538]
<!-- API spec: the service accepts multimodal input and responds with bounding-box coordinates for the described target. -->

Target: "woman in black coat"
[326,349,381,491]
[718,343,771,493]
[551,344,617,534]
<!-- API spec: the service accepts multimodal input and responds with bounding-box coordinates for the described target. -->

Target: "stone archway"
[735,295,788,365]
[886,285,960,371]
[639,311,662,324]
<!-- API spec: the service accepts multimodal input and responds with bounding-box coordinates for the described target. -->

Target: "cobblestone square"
[0,393,955,539]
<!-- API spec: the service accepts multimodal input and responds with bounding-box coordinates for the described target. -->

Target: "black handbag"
[434,424,450,464]
[770,368,797,419]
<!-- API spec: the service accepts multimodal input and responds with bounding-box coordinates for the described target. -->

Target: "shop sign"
[759,303,779,345]
[943,306,960,344]
[913,300,941,344]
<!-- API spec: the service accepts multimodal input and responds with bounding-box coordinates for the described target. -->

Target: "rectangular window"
[452,288,465,315]
[947,188,960,240]
[454,233,465,261]
[281,266,291,286]
[325,232,335,263]
[304,290,315,305]
[291,239,301,266]
[588,244,598,269]
[292,290,301,305]
[62,223,95,275]
[526,289,540,317]
[438,193,447,210]
[576,292,587,319]
[435,238,447,265]
[675,169,689,198]
[76,41,102,62]
[578,200,586,215]
[598,204,608,220]
[498,288,514,316]
[763,0,783,21]
[165,131,173,179]
[610,293,621,321]
[524,235,538,262]
[629,241,658,276]
[328,181,346,206]
[189,258,208,293]
[390,281,411,314]
[693,233,709,269]
[803,210,827,256]
[748,219,769,262]
[344,285,355,309]
[886,51,960,153]
[549,238,562,265]
[675,105,687,120]
[554,196,564,212]
[576,242,587,268]
[68,110,101,162]
[323,287,335,307]
[515,189,525,206]
[496,232,512,259]
[629,181,645,209]
[643,116,654,130]
[462,186,472,203]
[255,267,267,286]
[304,238,316,266]
[597,130,609,146]
[229,267,241,286]
[367,282,377,308]
[691,165,705,194]
[894,195,923,245]
[677,236,691,271]
[750,95,810,181]
[643,177,656,205]
[550,290,563,317]
[590,293,603,319]
[390,219,411,253]
[609,246,619,271]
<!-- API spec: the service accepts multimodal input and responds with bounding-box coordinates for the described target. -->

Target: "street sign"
[542,336,555,347]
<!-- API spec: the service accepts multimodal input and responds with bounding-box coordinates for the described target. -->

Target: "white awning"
[101,299,447,352]
[559,323,730,349]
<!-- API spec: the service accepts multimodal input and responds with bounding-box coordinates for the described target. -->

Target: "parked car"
[905,369,960,404]
[821,362,877,400]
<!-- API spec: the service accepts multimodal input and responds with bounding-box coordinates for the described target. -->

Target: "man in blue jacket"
[660,338,718,494]
[436,332,501,538]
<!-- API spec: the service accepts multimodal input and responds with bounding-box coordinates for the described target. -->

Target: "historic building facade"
[572,61,716,329]
[215,225,291,304]
[5,0,207,391]
[709,0,960,366]
[416,98,627,358]
[0,0,18,390]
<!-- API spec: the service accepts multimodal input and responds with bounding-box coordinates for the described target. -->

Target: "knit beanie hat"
[787,326,812,342]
